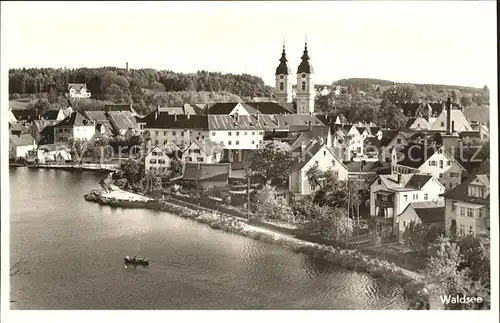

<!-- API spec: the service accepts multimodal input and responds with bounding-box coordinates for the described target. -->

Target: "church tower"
[274,44,293,104]
[295,42,315,115]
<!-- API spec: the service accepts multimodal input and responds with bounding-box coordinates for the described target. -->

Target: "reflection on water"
[9,167,408,310]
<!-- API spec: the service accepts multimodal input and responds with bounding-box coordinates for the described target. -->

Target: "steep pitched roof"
[188,139,222,156]
[289,141,345,173]
[183,163,231,182]
[380,130,400,147]
[364,137,381,147]
[463,107,490,124]
[10,133,34,146]
[245,101,295,114]
[400,102,424,117]
[10,123,31,134]
[202,102,241,115]
[428,102,445,117]
[55,111,92,127]
[406,117,430,129]
[11,109,37,121]
[68,83,87,91]
[407,201,445,223]
[103,104,135,113]
[440,175,489,205]
[82,111,112,129]
[376,174,435,192]
[145,114,209,130]
[396,143,441,168]
[42,109,61,120]
[107,111,138,133]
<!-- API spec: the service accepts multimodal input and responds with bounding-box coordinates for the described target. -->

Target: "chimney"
[452,121,455,133]
[446,97,452,135]
[126,62,129,71]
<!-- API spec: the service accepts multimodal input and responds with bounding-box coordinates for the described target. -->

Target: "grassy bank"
[84,190,431,309]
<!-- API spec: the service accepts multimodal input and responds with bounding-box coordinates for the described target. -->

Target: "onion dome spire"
[275,43,292,75]
[297,41,314,74]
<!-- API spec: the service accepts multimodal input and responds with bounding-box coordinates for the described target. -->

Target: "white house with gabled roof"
[391,143,466,190]
[289,139,348,197]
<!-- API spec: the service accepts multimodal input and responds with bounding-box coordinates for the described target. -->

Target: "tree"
[451,90,458,103]
[67,138,89,164]
[167,158,183,179]
[423,236,488,310]
[31,98,51,119]
[121,158,142,185]
[247,140,294,187]
[383,85,419,106]
[456,235,490,287]
[254,184,297,223]
[402,221,430,247]
[460,95,473,108]
[48,85,58,104]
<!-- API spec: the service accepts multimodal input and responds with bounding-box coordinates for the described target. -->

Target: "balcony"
[375,199,394,208]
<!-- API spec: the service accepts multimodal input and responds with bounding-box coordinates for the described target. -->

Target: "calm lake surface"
[10,167,408,310]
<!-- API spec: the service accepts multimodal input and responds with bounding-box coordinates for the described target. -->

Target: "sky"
[1,1,497,88]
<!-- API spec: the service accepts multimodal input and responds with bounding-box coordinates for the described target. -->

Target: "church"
[274,42,316,115]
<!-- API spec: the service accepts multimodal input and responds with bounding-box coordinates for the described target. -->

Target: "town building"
[53,111,95,143]
[144,145,180,173]
[397,200,445,243]
[369,173,445,243]
[181,163,232,189]
[68,83,91,99]
[289,140,347,198]
[9,133,36,159]
[379,130,409,165]
[27,144,72,164]
[429,100,472,132]
[441,174,490,237]
[182,139,222,164]
[391,143,466,190]
[405,117,431,131]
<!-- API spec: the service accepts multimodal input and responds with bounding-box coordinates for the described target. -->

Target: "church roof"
[275,45,292,75]
[297,43,314,74]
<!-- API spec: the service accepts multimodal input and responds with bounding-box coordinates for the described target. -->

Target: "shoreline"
[27,163,119,172]
[83,187,434,309]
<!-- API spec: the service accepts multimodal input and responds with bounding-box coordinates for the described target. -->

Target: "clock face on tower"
[302,73,306,78]
[280,75,284,79]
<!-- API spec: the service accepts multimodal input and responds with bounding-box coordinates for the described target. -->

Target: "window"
[228,132,232,136]
[194,149,201,154]
[150,159,157,164]
[158,159,166,164]
[413,194,418,200]
[377,178,382,185]
[404,195,408,202]
[458,224,466,236]
[301,82,306,91]
[155,140,159,145]
[280,82,284,91]
[252,132,255,135]
[236,132,240,136]
[441,122,445,127]
[439,173,443,178]
[310,184,316,191]
[244,132,247,136]
[251,140,255,144]
[424,194,428,200]
[236,141,240,145]
[439,160,443,168]
[324,151,327,156]
[259,131,263,135]
[228,141,232,145]
[172,131,176,136]
[459,206,465,216]
[259,140,262,144]
[212,132,216,136]
[180,131,184,137]
[447,161,451,166]
[467,208,474,217]
[478,208,484,218]
[152,152,157,156]
[403,221,406,228]
[220,141,224,145]
[397,138,402,144]
[155,131,159,136]
[452,203,456,212]
[450,172,457,178]
[164,131,167,136]
[197,157,204,162]
[315,161,319,166]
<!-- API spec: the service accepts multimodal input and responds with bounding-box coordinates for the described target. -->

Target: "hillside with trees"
[8,67,274,115]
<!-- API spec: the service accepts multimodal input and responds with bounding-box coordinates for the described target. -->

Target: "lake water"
[9,167,408,309]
